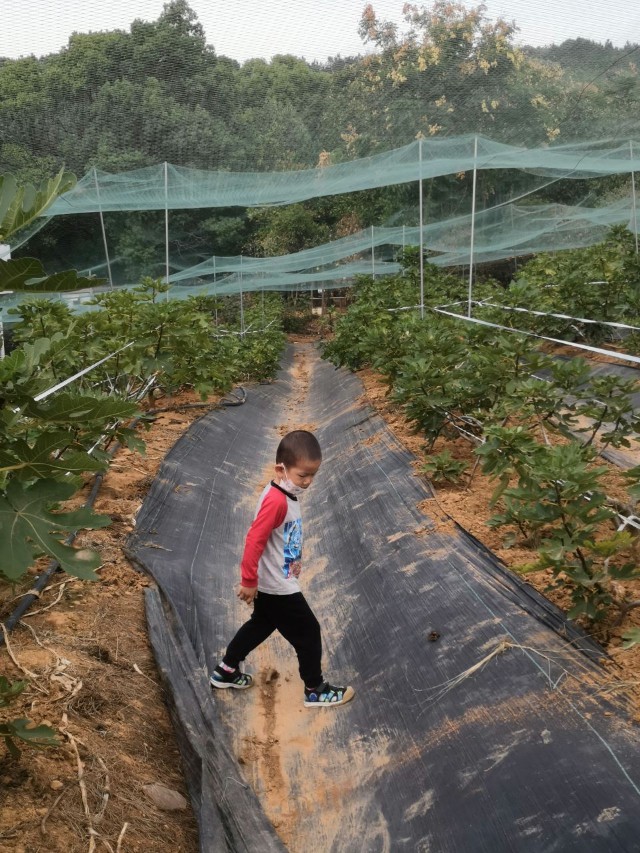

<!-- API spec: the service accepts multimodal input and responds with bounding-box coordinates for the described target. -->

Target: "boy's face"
[276,457,321,490]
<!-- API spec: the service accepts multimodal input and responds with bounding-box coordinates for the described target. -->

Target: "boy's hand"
[237,584,257,605]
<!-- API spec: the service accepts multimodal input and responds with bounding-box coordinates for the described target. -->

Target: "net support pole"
[418,138,424,320]
[164,162,170,301]
[93,167,114,290]
[213,256,218,325]
[631,141,639,255]
[467,135,478,318]
[239,255,245,337]
[402,224,406,276]
[371,225,375,278]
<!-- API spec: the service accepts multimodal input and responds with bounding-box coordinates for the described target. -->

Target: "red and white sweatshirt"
[240,481,303,595]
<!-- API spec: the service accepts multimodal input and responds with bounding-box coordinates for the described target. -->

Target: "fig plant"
[324,234,640,626]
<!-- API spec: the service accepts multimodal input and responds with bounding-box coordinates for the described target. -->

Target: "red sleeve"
[240,487,288,587]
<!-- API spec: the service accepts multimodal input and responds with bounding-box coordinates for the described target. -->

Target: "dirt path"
[213,345,346,849]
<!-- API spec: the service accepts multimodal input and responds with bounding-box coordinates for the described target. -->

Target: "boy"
[210,429,354,708]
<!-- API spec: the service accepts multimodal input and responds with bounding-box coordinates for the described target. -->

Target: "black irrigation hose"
[146,386,247,416]
[0,387,246,644]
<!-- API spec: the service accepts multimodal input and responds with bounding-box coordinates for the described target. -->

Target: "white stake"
[93,167,114,290]
[371,224,375,278]
[631,141,639,255]
[467,136,478,318]
[402,224,406,276]
[239,255,244,337]
[419,138,424,319]
[213,256,218,325]
[164,162,170,301]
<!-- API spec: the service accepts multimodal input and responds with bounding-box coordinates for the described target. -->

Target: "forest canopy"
[1,0,639,282]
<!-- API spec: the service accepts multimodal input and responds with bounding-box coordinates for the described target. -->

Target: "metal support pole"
[93,167,114,290]
[467,135,478,319]
[418,138,424,319]
[371,225,375,278]
[239,255,245,337]
[631,141,639,255]
[164,162,170,301]
[213,256,218,325]
[402,225,406,276]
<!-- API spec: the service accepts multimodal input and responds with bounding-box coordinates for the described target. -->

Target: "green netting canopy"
[46,136,640,215]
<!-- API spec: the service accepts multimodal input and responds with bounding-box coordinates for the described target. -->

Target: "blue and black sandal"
[304,682,355,707]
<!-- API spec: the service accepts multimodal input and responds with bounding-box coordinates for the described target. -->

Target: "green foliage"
[282,301,314,334]
[327,241,640,625]
[0,677,59,758]
[621,628,640,649]
[573,374,640,449]
[248,204,331,256]
[622,465,640,505]
[478,434,638,620]
[0,171,105,294]
[0,279,285,586]
[0,479,111,581]
[358,1,541,144]
[0,257,102,293]
[0,432,105,481]
[323,257,457,373]
[421,451,468,484]
[478,227,640,348]
[0,169,75,242]
[391,324,556,447]
[248,296,287,375]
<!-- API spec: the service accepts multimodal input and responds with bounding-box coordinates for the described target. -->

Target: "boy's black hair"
[276,430,322,467]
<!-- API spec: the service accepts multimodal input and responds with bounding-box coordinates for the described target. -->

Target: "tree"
[352,2,565,147]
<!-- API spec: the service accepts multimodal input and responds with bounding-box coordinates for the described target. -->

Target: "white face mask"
[280,467,305,498]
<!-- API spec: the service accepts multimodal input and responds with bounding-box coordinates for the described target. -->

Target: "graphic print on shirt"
[282,517,303,579]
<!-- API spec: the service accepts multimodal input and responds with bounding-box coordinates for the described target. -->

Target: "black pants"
[223,591,322,689]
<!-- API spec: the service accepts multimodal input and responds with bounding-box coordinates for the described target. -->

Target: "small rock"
[143,782,187,811]
[50,780,64,791]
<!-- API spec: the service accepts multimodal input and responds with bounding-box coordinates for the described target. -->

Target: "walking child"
[210,429,354,707]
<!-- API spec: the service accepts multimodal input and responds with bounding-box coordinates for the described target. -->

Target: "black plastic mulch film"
[127,345,640,853]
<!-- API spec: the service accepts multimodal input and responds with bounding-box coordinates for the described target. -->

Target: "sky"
[1,0,639,63]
